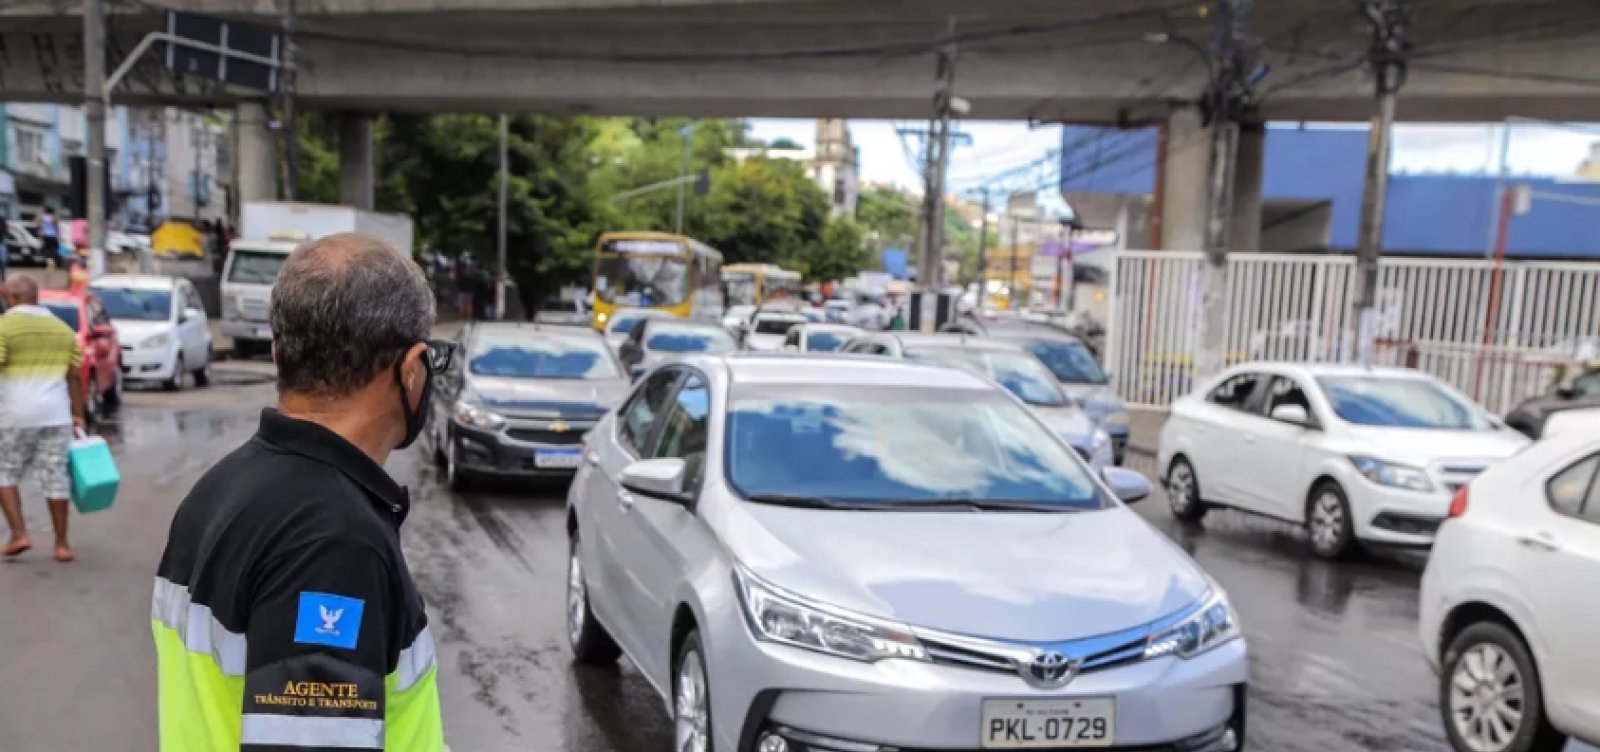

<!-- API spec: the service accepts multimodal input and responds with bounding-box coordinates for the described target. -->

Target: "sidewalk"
[1127,407,1168,457]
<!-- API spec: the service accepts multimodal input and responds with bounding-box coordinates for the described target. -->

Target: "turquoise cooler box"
[69,433,120,514]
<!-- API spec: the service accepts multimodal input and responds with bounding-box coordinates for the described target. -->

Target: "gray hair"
[270,232,436,397]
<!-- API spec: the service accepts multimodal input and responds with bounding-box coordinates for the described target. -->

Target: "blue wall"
[1059,124,1600,258]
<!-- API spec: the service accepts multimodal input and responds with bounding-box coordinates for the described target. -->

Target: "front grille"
[1372,512,1444,536]
[506,428,584,445]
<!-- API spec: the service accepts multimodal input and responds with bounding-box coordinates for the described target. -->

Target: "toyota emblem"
[1020,650,1081,689]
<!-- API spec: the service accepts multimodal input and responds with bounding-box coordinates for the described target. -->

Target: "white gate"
[1106,251,1600,414]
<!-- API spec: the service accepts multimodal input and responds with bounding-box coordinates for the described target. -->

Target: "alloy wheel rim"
[566,547,586,646]
[1310,493,1344,551]
[675,649,709,752]
[1449,643,1525,752]
[1168,465,1194,511]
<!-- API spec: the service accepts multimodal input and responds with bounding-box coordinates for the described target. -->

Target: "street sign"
[164,11,282,93]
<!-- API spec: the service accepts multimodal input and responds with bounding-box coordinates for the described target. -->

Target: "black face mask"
[395,358,433,450]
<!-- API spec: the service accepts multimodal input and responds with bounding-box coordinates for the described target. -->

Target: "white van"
[219,238,298,358]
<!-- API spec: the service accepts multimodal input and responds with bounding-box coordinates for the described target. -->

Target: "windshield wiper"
[744,493,864,510]
[901,498,1083,513]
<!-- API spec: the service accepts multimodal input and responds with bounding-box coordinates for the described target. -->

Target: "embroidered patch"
[293,592,365,650]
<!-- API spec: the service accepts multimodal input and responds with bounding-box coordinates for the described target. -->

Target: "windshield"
[806,331,849,352]
[909,347,1070,407]
[754,317,801,336]
[1574,369,1600,397]
[43,303,80,331]
[92,287,173,322]
[469,334,618,379]
[725,274,757,306]
[595,253,688,308]
[227,250,289,285]
[727,384,1104,508]
[647,327,736,353]
[1024,340,1106,384]
[1317,376,1492,430]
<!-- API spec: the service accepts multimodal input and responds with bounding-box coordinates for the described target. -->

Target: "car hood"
[722,503,1210,641]
[465,374,627,415]
[1030,404,1097,449]
[111,319,172,344]
[1339,425,1529,465]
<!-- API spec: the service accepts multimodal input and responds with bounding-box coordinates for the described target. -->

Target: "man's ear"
[402,342,428,387]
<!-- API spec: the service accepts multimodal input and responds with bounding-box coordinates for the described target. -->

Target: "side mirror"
[181,306,203,323]
[620,458,690,504]
[91,324,115,340]
[1270,404,1310,426]
[1102,467,1150,504]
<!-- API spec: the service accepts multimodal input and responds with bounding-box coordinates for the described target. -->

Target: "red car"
[38,288,123,423]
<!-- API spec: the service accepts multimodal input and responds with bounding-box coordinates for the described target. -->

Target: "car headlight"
[454,400,506,430]
[734,565,928,663]
[1348,456,1433,492]
[141,333,170,349]
[596,311,609,324]
[1144,590,1240,660]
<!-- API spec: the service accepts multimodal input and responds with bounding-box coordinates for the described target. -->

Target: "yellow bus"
[722,262,803,307]
[591,231,725,329]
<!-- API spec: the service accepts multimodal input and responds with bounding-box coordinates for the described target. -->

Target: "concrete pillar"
[338,113,375,210]
[1159,108,1210,251]
[236,102,277,204]
[1229,122,1265,252]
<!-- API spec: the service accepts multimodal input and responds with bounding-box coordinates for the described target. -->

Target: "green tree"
[856,186,917,253]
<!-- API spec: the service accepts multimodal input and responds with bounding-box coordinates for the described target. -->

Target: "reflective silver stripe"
[240,714,383,749]
[151,577,249,676]
[393,625,437,693]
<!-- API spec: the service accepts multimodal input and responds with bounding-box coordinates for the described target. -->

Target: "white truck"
[221,202,415,357]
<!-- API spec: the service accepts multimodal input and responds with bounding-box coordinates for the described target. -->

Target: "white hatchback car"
[90,274,213,390]
[1158,363,1528,558]
[1420,416,1600,752]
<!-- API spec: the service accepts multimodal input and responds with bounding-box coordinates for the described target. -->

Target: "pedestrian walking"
[0,276,88,562]
[36,207,59,263]
[153,233,446,751]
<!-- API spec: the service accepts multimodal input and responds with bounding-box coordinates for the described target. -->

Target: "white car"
[90,274,213,390]
[603,308,672,352]
[721,304,755,332]
[1158,363,1528,558]
[1419,417,1600,752]
[742,311,807,351]
[781,322,861,352]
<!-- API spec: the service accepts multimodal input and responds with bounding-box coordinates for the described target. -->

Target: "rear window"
[43,303,80,331]
[1024,340,1106,384]
[806,331,849,352]
[469,335,618,379]
[647,328,736,353]
[754,318,801,336]
[227,250,289,285]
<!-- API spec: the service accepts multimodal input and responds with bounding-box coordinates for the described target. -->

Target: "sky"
[747,118,1600,198]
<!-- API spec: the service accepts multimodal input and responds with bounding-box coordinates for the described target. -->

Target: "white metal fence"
[1106,251,1600,414]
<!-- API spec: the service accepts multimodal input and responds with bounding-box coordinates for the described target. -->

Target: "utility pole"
[1353,0,1410,363]
[281,0,298,200]
[496,114,508,321]
[1194,0,1257,379]
[974,189,992,291]
[675,122,693,235]
[917,31,959,296]
[85,0,107,277]
[1008,215,1021,309]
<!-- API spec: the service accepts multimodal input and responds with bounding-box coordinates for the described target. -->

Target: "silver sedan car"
[565,354,1247,752]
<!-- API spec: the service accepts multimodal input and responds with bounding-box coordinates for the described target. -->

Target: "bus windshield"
[725,273,757,306]
[596,252,688,308]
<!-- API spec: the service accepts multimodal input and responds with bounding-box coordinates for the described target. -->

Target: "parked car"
[4,221,46,266]
[1159,363,1529,558]
[617,319,738,379]
[822,299,853,323]
[741,310,808,351]
[841,332,1114,470]
[721,304,756,332]
[38,289,122,423]
[534,296,588,326]
[426,322,629,491]
[602,308,672,351]
[1504,365,1600,439]
[985,328,1130,464]
[564,354,1243,752]
[781,323,861,353]
[1419,415,1600,752]
[90,274,213,391]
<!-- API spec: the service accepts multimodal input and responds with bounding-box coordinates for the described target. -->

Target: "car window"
[468,333,619,379]
[909,347,1069,407]
[1575,369,1600,397]
[806,331,849,352]
[646,327,736,353]
[1207,373,1262,410]
[784,328,801,347]
[1316,376,1492,430]
[754,317,800,336]
[651,375,710,495]
[1547,454,1599,518]
[1263,376,1312,419]
[1022,340,1107,384]
[619,369,681,454]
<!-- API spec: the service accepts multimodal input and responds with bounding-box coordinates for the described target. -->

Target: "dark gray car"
[427,322,630,491]
[1505,366,1600,438]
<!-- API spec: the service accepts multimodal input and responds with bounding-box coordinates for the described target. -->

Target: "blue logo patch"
[293,592,365,650]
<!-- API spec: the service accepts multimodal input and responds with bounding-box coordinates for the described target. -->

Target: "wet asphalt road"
[0,379,1591,751]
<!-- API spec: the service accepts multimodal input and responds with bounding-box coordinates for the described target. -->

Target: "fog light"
[756,732,788,752]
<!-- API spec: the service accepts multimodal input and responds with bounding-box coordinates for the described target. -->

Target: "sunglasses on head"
[424,339,457,373]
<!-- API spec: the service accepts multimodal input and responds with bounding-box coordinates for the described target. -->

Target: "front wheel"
[444,436,472,492]
[192,348,212,388]
[165,355,185,392]
[1440,622,1566,752]
[1165,457,1207,521]
[83,372,100,424]
[566,533,621,665]
[1306,482,1357,559]
[674,631,713,752]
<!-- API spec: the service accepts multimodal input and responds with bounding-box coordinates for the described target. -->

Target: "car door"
[612,370,710,683]
[584,367,682,662]
[1185,371,1268,507]
[1238,375,1319,520]
[178,282,208,364]
[1513,452,1600,730]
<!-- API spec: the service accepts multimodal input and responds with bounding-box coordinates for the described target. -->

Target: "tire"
[1440,622,1566,752]
[192,349,212,388]
[673,630,713,752]
[83,372,100,425]
[444,436,472,492]
[102,370,122,412]
[1165,457,1208,522]
[165,355,185,392]
[1306,481,1358,559]
[566,533,622,665]
[431,424,448,469]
